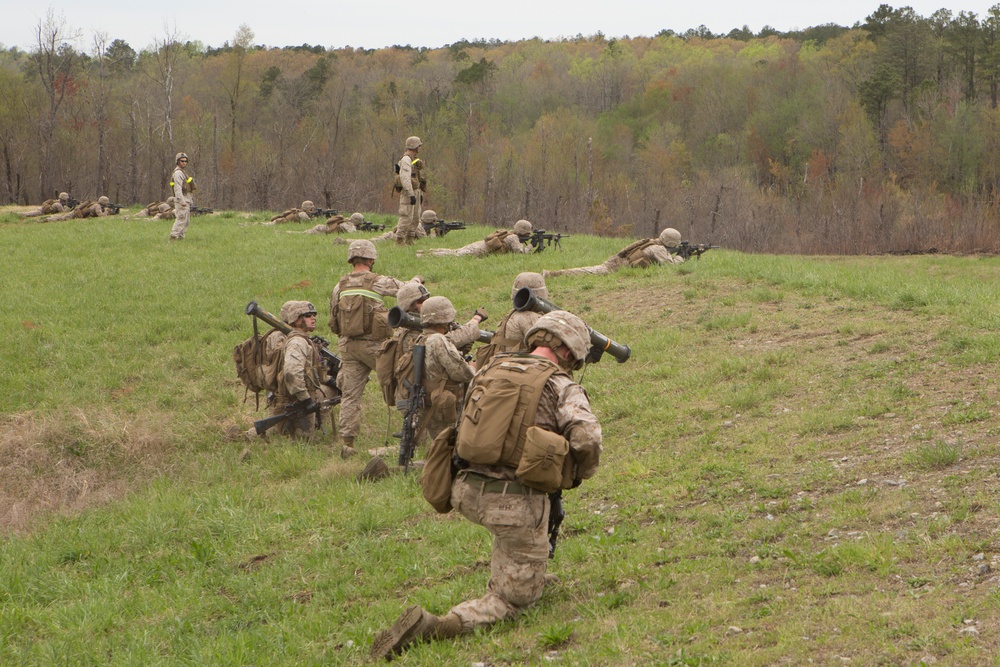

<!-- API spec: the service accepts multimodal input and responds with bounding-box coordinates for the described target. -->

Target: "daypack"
[375,327,423,407]
[422,426,458,513]
[617,238,658,268]
[474,309,524,369]
[330,271,390,339]
[483,229,512,253]
[233,320,286,408]
[456,354,559,470]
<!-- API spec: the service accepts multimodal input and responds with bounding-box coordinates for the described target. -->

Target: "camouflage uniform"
[394,136,423,245]
[302,213,358,235]
[417,221,533,258]
[416,297,478,442]
[268,200,318,225]
[42,196,113,222]
[169,152,195,240]
[368,223,428,243]
[544,228,683,278]
[21,192,70,217]
[371,311,602,660]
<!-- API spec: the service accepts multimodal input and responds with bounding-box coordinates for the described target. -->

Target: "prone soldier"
[41,196,116,222]
[543,227,684,278]
[267,200,320,225]
[416,219,534,257]
[20,192,72,217]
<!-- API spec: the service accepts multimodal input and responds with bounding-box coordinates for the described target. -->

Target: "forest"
[4,4,1000,254]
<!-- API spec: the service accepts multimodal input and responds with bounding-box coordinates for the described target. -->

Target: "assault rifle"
[245,300,342,384]
[308,208,340,219]
[528,230,569,253]
[388,305,494,345]
[513,287,631,363]
[422,219,466,237]
[672,240,720,261]
[395,344,427,472]
[105,202,123,215]
[252,397,339,435]
[66,197,80,210]
[191,206,214,215]
[357,219,386,232]
[548,491,565,558]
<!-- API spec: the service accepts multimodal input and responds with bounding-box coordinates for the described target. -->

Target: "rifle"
[252,397,336,435]
[308,208,341,218]
[245,301,342,385]
[395,344,427,472]
[513,287,631,363]
[191,206,214,215]
[357,219,386,232]
[66,197,80,210]
[105,203,123,215]
[672,240,720,261]
[528,230,569,253]
[548,491,564,558]
[421,219,466,237]
[388,305,494,344]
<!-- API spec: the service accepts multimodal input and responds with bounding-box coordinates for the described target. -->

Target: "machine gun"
[388,306,494,345]
[251,396,337,435]
[672,240,720,261]
[527,230,569,253]
[307,208,341,219]
[513,287,631,363]
[395,344,427,472]
[104,202,123,215]
[422,219,466,237]
[66,197,80,210]
[191,206,214,215]
[245,301,342,385]
[357,219,386,232]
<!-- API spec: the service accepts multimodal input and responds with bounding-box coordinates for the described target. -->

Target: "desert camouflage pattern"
[369,223,428,242]
[544,241,680,278]
[419,232,530,258]
[395,153,422,244]
[421,331,475,440]
[270,331,332,439]
[170,166,193,239]
[20,199,67,217]
[41,199,109,222]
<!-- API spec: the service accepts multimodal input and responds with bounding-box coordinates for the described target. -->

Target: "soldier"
[393,136,423,245]
[124,200,164,219]
[371,310,602,660]
[267,301,335,439]
[41,196,115,221]
[416,220,534,258]
[152,202,176,220]
[330,239,423,458]
[169,152,196,240]
[20,192,71,217]
[267,200,319,225]
[298,212,359,235]
[362,221,428,244]
[543,227,684,278]
[475,272,548,368]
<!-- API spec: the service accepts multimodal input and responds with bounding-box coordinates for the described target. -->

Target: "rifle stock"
[512,288,631,363]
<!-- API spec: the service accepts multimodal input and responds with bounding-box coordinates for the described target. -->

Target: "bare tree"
[146,24,184,148]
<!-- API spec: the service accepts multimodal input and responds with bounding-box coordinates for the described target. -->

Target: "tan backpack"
[616,238,658,268]
[483,230,511,253]
[330,272,390,339]
[232,325,286,408]
[375,327,422,407]
[474,310,522,369]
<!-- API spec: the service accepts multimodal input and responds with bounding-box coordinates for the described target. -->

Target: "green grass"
[4,207,1000,665]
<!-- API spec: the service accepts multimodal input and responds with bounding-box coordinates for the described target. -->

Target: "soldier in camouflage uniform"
[169,152,195,240]
[372,310,602,660]
[475,272,548,369]
[394,136,424,245]
[267,200,320,225]
[297,212,360,235]
[416,219,534,258]
[41,196,116,222]
[543,227,684,278]
[330,239,423,458]
[20,192,71,217]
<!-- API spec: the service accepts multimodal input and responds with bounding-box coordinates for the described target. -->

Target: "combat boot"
[340,436,358,459]
[371,606,464,660]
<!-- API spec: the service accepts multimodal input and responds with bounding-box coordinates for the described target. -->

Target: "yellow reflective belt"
[339,289,383,303]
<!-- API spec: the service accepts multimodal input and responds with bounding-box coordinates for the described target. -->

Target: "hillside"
[2,208,1000,664]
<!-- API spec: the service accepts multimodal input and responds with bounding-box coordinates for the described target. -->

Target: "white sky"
[1,1,996,52]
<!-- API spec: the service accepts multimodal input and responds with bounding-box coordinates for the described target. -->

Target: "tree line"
[4,5,1000,254]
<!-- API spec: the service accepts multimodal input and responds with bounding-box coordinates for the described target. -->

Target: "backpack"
[617,238,658,268]
[422,426,458,513]
[484,229,512,253]
[474,310,523,369]
[330,272,390,339]
[233,320,286,408]
[375,328,422,407]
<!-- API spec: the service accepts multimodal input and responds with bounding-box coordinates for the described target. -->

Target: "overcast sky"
[1,1,996,52]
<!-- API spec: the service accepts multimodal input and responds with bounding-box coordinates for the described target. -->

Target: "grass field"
[3,205,1000,665]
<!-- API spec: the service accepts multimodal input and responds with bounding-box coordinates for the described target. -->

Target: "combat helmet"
[98,196,110,205]
[58,192,69,201]
[525,310,591,370]
[512,272,547,300]
[280,300,317,325]
[397,282,431,312]
[301,200,315,210]
[513,219,533,236]
[405,136,423,149]
[175,152,188,164]
[421,296,456,326]
[659,227,681,247]
[420,209,437,223]
[347,239,378,263]
[349,212,365,224]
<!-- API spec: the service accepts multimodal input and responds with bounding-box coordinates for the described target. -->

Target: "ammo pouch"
[484,230,509,254]
[515,426,574,493]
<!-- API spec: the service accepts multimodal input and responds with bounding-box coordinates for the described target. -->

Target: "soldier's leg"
[395,196,413,245]
[448,482,550,630]
[543,263,611,278]
[170,203,190,239]
[335,340,378,440]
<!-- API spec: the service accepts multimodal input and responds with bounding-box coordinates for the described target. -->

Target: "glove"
[301,399,320,414]
[585,345,604,364]
[409,195,417,205]
[473,307,488,323]
[571,478,582,489]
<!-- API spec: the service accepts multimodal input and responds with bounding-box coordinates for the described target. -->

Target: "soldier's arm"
[428,334,475,383]
[554,379,602,481]
[445,320,481,349]
[506,235,530,254]
[398,157,415,197]
[646,244,673,266]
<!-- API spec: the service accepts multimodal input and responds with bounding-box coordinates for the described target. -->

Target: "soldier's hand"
[409,196,417,205]
[302,399,320,414]
[585,345,604,364]
[473,307,488,323]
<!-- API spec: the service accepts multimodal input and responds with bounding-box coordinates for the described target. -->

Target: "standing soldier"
[394,136,423,245]
[330,239,422,458]
[20,192,71,217]
[416,220,534,258]
[371,310,602,660]
[543,228,684,278]
[269,301,334,439]
[169,152,195,241]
